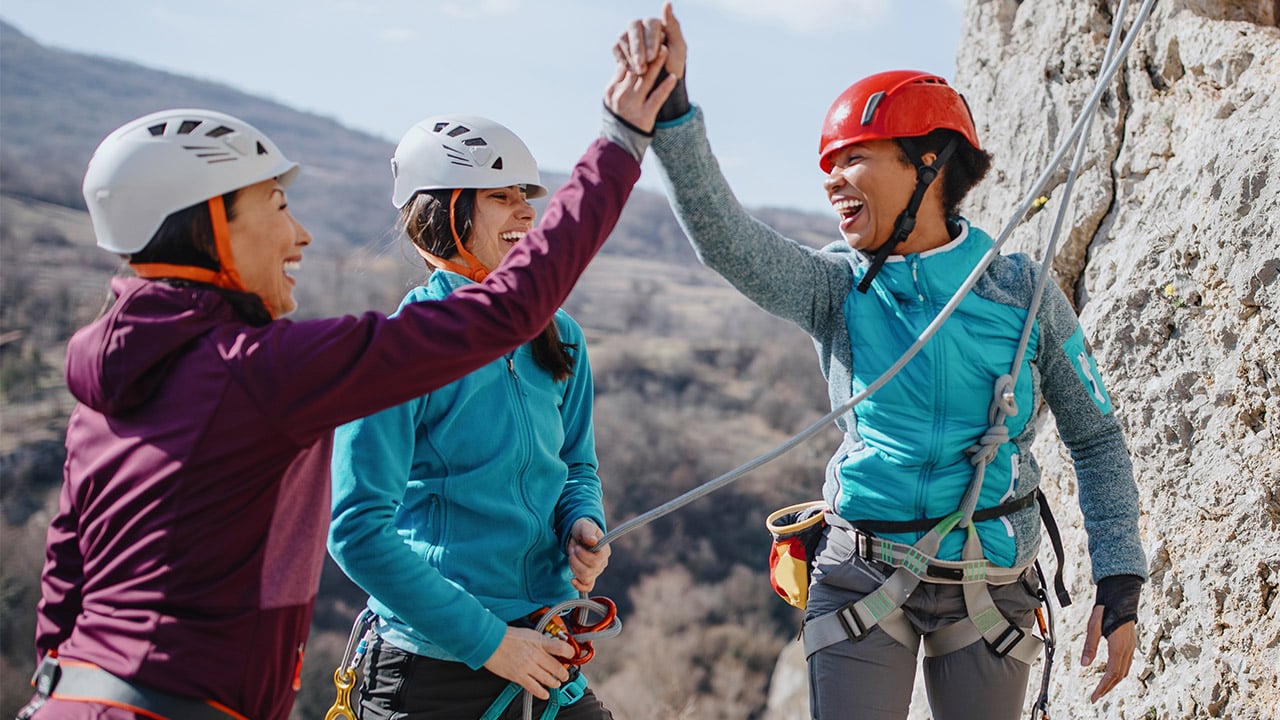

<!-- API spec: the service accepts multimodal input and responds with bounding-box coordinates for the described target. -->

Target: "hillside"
[0,17,837,720]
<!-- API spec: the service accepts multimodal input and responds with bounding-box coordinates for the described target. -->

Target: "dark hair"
[127,190,273,325]
[397,189,576,381]
[896,129,992,217]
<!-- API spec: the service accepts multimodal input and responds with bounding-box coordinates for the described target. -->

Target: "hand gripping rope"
[482,597,621,720]
[324,600,621,720]
[583,3,1154,719]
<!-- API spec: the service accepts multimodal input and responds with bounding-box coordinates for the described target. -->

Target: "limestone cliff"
[766,2,1279,718]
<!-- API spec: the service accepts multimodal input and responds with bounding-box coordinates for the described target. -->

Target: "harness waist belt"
[825,515,1032,585]
[41,661,244,720]
[841,489,1038,535]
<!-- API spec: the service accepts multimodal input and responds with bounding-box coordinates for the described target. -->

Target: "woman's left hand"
[567,519,611,593]
[1081,608,1137,702]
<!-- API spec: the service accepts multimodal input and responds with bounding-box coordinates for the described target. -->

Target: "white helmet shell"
[390,114,547,209]
[83,109,300,254]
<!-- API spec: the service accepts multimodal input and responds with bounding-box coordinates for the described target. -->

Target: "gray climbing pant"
[803,527,1042,720]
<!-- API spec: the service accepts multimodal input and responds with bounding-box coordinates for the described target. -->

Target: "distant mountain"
[0,20,833,262]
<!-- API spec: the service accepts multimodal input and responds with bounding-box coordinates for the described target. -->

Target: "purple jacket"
[32,138,638,720]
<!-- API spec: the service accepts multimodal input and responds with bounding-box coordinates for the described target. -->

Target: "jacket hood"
[65,276,236,414]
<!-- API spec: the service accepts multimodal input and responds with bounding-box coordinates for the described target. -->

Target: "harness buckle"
[987,624,1026,658]
[31,653,61,696]
[835,604,870,642]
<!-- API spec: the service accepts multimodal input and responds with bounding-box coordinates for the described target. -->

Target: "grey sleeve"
[600,107,652,163]
[650,107,848,336]
[1036,280,1148,582]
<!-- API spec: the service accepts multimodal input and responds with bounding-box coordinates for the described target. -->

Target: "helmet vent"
[861,92,885,126]
[256,141,269,156]
[492,157,504,170]
[206,125,234,138]
[177,120,201,135]
[181,144,237,165]
[147,123,167,137]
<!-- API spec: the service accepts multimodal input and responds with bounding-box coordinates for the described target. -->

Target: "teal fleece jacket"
[651,108,1146,582]
[328,270,604,669]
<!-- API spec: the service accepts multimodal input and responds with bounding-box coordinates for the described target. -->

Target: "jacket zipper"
[506,352,539,601]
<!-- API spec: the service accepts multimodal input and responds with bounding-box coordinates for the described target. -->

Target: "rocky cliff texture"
[766,1,1279,718]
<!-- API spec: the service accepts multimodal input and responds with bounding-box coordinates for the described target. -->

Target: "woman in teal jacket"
[327,83,674,717]
[615,6,1145,720]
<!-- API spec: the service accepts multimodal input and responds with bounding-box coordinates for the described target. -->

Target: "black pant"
[359,636,615,720]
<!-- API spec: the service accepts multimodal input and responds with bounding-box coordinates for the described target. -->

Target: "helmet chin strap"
[417,188,490,282]
[856,137,959,294]
[130,195,280,318]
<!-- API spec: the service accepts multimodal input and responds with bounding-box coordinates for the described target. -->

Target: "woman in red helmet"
[613,5,1145,719]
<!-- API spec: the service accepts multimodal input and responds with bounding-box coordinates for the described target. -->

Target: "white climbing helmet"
[390,114,547,209]
[83,108,300,254]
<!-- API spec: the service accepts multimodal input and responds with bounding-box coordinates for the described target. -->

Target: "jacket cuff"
[601,105,653,162]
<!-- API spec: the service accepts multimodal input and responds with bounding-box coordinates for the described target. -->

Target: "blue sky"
[1,0,963,214]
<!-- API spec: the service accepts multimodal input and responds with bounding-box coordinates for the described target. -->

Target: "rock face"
[765,2,1280,718]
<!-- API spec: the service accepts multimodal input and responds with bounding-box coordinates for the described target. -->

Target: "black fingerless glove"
[654,68,691,124]
[1095,574,1143,637]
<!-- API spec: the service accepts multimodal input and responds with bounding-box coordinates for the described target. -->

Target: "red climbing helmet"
[818,70,981,173]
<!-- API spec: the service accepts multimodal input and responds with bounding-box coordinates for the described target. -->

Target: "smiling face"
[463,185,537,271]
[823,139,921,253]
[226,178,312,317]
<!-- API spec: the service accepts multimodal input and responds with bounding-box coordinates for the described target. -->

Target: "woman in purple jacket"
[19,56,676,720]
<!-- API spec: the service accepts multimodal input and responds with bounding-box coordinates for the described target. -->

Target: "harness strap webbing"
[802,518,1043,665]
[825,514,1030,586]
[19,658,244,720]
[480,672,589,720]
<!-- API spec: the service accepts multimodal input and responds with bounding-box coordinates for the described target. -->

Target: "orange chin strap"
[416,188,489,282]
[130,195,279,318]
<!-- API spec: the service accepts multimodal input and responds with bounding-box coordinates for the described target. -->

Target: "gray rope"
[959,0,1140,527]
[597,0,1155,552]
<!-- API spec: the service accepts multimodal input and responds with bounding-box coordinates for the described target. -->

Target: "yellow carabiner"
[323,668,358,720]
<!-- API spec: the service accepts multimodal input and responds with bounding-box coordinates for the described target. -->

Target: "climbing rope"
[586,2,1156,716]
[594,0,1156,554]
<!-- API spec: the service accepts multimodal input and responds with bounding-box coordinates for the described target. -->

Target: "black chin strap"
[856,137,959,293]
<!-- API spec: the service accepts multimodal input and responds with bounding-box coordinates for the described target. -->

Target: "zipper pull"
[910,258,924,302]
[506,355,517,379]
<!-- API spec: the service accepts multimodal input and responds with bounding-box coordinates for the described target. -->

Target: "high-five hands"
[614,2,687,80]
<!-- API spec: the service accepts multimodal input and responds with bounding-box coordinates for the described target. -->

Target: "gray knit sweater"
[649,108,1146,582]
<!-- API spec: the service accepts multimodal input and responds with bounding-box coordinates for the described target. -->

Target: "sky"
[1,0,964,215]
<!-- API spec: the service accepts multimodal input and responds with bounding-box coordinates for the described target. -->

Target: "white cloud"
[692,0,891,35]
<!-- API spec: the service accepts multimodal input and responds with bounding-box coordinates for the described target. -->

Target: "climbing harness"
[594,0,1155,555]
[16,652,247,720]
[326,599,620,720]
[586,2,1156,718]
